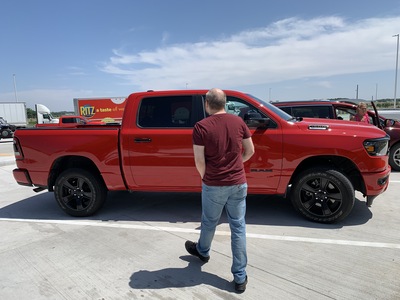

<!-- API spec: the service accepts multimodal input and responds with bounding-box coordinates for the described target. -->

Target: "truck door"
[125,95,204,191]
[124,93,282,194]
[226,96,282,193]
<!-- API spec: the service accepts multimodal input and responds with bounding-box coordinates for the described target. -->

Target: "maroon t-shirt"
[193,113,252,186]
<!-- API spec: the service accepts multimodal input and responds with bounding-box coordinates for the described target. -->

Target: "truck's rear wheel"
[54,168,107,217]
[290,168,355,223]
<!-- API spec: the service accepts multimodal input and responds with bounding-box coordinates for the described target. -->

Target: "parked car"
[272,100,400,171]
[0,117,13,139]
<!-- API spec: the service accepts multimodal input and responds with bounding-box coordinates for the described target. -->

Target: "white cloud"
[66,66,87,76]
[230,17,346,44]
[161,31,170,44]
[101,16,400,91]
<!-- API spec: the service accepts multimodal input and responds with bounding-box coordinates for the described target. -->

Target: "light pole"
[394,34,399,109]
[13,74,19,102]
[355,84,359,100]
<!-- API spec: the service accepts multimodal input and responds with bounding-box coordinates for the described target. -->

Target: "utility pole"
[356,84,359,100]
[393,34,399,109]
[13,74,19,102]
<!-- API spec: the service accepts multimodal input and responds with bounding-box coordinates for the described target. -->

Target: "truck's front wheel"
[54,168,107,217]
[290,168,355,223]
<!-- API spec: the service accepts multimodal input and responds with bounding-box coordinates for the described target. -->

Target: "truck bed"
[14,126,124,189]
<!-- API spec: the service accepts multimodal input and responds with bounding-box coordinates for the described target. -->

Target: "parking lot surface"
[0,139,399,299]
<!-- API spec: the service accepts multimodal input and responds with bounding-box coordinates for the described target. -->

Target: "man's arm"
[242,137,255,163]
[193,144,206,179]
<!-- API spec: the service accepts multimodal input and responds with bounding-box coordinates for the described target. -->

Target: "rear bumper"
[13,168,33,186]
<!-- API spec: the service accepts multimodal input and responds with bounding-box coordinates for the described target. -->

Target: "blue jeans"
[197,183,248,284]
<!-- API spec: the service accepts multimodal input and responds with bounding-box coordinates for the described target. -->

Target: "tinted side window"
[62,118,73,124]
[279,107,292,115]
[138,96,194,128]
[291,106,332,119]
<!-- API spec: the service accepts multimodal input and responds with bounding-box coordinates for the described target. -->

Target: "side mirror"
[244,111,270,128]
[244,111,262,120]
[384,119,396,127]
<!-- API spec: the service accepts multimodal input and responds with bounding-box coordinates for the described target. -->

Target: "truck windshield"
[246,94,294,121]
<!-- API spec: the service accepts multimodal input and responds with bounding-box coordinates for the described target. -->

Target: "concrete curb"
[0,157,16,167]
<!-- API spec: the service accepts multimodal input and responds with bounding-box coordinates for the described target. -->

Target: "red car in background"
[272,100,400,171]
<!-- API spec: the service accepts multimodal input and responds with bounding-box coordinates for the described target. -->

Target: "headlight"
[363,136,390,156]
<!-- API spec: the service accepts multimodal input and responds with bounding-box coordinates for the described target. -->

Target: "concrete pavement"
[1,138,399,299]
[0,138,15,166]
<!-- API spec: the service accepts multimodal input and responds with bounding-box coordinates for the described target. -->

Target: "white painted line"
[1,218,400,249]
[246,233,400,249]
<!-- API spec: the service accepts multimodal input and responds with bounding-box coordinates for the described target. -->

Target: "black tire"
[1,129,12,138]
[54,168,107,217]
[389,143,400,172]
[290,168,355,223]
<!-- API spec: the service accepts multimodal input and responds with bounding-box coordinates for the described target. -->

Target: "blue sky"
[1,0,400,111]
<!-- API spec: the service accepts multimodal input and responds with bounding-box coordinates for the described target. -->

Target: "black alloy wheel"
[54,168,107,217]
[291,168,355,223]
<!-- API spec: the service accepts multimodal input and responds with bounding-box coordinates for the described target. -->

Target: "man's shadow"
[129,256,234,292]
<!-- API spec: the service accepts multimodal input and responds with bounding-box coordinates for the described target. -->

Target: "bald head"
[205,88,226,111]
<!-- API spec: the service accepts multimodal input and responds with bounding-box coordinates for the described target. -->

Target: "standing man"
[185,88,255,293]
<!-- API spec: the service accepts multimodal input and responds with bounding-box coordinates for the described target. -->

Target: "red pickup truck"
[12,90,391,223]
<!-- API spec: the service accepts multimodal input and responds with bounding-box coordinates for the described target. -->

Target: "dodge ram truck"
[12,90,391,223]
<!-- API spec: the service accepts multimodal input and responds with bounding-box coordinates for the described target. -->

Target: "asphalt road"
[0,139,399,299]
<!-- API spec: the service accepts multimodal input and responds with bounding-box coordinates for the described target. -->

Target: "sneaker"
[185,241,210,262]
[235,276,248,293]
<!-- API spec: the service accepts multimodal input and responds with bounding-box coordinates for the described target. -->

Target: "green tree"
[26,108,36,119]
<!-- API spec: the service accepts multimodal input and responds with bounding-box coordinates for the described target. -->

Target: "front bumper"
[362,166,391,206]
